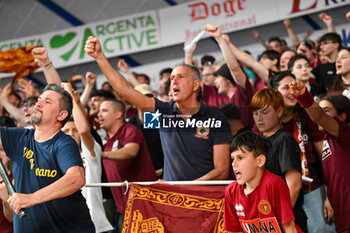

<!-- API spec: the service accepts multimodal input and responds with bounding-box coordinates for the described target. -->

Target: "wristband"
[293,89,314,108]
[43,61,52,68]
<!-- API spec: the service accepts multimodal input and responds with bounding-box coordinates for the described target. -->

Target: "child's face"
[231,147,261,186]
[253,106,282,137]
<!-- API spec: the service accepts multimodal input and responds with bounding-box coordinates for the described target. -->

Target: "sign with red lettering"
[188,0,245,22]
[0,0,349,72]
[159,0,350,44]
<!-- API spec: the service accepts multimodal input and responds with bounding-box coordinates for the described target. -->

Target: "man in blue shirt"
[85,36,232,181]
[0,84,94,233]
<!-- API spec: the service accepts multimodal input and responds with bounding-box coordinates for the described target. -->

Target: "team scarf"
[292,115,312,192]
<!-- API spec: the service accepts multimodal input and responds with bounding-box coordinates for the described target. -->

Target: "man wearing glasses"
[0,93,38,128]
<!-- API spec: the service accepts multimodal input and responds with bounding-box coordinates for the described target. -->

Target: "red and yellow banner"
[122,183,228,233]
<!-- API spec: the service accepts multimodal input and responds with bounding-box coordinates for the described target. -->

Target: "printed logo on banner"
[48,15,158,63]
[143,110,224,131]
[50,28,94,62]
[143,110,161,129]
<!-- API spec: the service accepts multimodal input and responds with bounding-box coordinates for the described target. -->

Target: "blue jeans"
[302,185,336,233]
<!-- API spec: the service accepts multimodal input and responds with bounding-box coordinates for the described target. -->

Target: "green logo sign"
[48,15,158,63]
[49,29,93,62]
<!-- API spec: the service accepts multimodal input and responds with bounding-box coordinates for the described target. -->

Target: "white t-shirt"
[81,140,114,233]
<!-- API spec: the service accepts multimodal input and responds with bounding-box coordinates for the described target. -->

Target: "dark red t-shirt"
[224,170,301,233]
[125,107,137,121]
[327,86,345,95]
[254,69,276,92]
[201,85,230,109]
[322,118,350,232]
[103,124,157,213]
[229,78,255,127]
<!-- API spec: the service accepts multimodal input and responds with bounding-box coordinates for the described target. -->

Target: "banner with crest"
[122,183,227,233]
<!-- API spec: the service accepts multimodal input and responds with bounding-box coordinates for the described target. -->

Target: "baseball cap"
[134,84,153,97]
[213,64,235,85]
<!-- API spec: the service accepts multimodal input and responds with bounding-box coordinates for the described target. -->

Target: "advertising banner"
[0,0,349,70]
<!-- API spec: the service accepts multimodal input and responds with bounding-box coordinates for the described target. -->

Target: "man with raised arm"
[0,84,94,233]
[205,24,255,127]
[85,36,232,181]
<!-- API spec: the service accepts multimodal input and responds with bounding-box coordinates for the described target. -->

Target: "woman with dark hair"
[291,81,350,233]
[288,54,327,101]
[319,94,350,122]
[269,71,335,233]
[330,47,350,98]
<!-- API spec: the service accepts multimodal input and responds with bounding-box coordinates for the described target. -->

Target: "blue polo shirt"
[155,99,232,181]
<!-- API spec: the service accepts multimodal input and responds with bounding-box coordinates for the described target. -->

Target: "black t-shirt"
[266,128,301,176]
[312,62,336,90]
[266,128,308,232]
[310,83,327,100]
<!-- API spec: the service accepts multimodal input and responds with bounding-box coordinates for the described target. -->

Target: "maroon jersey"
[322,118,350,232]
[202,84,229,109]
[254,69,276,92]
[223,170,301,233]
[103,124,157,213]
[228,78,255,127]
[125,106,137,121]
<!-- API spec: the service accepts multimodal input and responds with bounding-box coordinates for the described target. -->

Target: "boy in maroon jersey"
[224,131,301,233]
